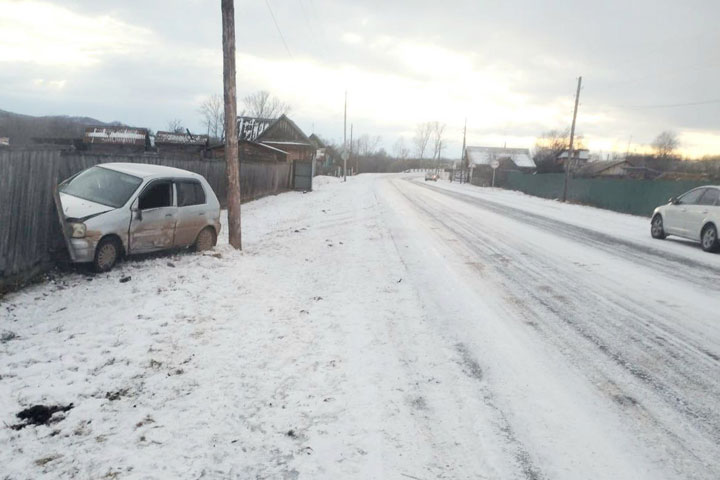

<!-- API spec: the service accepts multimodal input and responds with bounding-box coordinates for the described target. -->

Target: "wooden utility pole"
[222,0,242,249]
[350,123,355,175]
[562,76,582,203]
[460,118,467,183]
[343,91,347,182]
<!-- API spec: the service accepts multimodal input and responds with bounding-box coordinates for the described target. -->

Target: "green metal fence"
[498,171,710,217]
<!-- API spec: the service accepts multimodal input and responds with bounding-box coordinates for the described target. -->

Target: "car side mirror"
[669,197,679,205]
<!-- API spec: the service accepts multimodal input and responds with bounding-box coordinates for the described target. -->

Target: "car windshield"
[60,166,142,208]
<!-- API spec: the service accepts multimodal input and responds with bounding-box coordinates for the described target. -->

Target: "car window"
[678,188,705,205]
[698,188,720,206]
[139,182,172,210]
[60,166,142,208]
[176,181,206,207]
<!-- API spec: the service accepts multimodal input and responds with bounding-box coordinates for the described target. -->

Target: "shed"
[155,131,209,153]
[465,146,536,171]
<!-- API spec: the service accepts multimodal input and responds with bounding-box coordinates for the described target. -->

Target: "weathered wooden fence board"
[0,148,291,291]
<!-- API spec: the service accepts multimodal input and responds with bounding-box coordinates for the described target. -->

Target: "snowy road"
[2,174,719,479]
[380,176,720,479]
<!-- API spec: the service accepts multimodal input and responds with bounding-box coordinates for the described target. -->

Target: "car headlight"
[71,222,86,238]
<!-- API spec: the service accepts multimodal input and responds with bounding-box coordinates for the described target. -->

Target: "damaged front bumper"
[68,238,96,263]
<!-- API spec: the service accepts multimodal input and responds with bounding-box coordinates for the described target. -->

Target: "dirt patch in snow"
[11,403,74,430]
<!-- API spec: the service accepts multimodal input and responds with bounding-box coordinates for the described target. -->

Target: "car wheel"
[701,224,719,252]
[194,227,216,252]
[650,214,666,239]
[93,237,121,272]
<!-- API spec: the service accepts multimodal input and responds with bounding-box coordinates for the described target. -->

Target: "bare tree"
[242,90,291,118]
[431,121,446,160]
[199,94,224,141]
[167,119,185,133]
[533,128,586,173]
[393,137,410,160]
[222,0,242,249]
[355,134,381,157]
[652,130,679,158]
[413,122,433,159]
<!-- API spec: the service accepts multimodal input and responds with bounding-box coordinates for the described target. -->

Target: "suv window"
[139,182,172,210]
[698,188,720,206]
[176,181,206,207]
[678,188,705,205]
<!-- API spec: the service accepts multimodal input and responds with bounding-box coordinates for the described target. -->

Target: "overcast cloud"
[1,0,719,157]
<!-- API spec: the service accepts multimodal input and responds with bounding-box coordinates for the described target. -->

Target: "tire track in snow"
[454,343,545,480]
[412,180,720,290]
[380,197,546,480]
[392,179,720,479]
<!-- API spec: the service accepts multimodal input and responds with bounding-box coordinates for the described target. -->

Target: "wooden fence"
[0,148,292,291]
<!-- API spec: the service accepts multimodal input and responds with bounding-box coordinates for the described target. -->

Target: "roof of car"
[98,163,203,180]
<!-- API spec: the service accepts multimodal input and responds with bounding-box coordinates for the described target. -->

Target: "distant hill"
[0,109,125,145]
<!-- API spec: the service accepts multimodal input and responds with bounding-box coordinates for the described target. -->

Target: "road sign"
[490,159,500,169]
[341,151,350,161]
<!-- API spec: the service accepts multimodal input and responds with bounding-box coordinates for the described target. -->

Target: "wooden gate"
[293,160,314,191]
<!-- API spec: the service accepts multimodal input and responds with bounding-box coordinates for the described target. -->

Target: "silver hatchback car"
[59,163,221,271]
[651,185,720,252]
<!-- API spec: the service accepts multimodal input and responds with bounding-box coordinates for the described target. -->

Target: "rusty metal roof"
[155,131,209,146]
[83,126,147,145]
[237,117,275,141]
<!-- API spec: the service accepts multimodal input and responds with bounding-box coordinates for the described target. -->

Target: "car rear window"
[698,188,720,206]
[176,181,206,207]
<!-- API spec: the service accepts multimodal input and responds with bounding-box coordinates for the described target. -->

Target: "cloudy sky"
[1,0,719,157]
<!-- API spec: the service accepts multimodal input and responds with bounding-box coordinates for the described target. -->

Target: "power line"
[264,0,293,59]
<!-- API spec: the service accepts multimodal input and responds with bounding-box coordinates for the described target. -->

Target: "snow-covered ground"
[1,174,719,479]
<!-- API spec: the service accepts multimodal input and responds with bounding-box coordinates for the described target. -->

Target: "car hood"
[59,192,114,220]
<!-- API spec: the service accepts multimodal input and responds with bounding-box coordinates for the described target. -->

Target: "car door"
[664,188,704,237]
[128,180,178,253]
[687,188,720,239]
[173,179,209,247]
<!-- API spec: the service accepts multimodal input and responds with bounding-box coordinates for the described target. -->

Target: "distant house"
[309,133,335,175]
[155,131,209,154]
[83,126,149,153]
[574,160,631,178]
[252,115,315,163]
[464,146,535,186]
[557,148,590,170]
[0,137,9,147]
[235,114,316,190]
[464,146,536,172]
